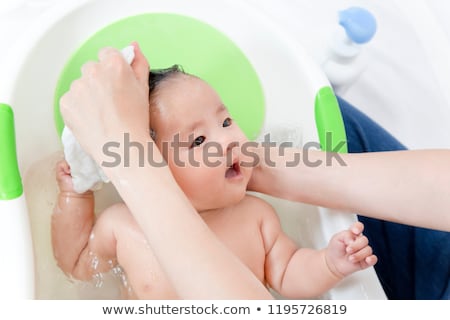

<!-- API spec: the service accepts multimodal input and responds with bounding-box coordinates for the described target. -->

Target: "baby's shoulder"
[237,194,278,220]
[237,195,283,243]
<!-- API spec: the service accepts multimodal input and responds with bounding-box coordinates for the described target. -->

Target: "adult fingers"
[81,61,98,78]
[59,78,85,123]
[98,46,121,63]
[130,41,150,89]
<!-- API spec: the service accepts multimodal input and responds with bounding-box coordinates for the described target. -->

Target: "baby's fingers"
[346,234,369,254]
[349,244,373,263]
[350,221,364,236]
[364,255,378,267]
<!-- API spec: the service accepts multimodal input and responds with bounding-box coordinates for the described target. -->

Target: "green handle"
[314,86,348,153]
[0,103,23,200]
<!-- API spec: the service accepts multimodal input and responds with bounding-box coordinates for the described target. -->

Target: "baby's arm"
[261,203,377,298]
[52,160,176,298]
[51,160,117,280]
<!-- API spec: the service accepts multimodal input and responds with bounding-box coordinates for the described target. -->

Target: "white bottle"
[321,7,377,94]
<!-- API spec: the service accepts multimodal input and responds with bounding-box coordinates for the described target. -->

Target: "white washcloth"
[62,46,135,193]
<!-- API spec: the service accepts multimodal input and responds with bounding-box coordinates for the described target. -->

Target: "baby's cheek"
[172,148,202,166]
[177,163,215,186]
[183,167,219,203]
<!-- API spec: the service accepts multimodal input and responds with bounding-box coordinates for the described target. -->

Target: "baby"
[52,65,377,299]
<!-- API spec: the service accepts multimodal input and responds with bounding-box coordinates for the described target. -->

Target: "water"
[24,151,125,299]
[23,151,328,299]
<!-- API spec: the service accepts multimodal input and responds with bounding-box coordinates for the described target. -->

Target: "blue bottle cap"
[339,7,377,44]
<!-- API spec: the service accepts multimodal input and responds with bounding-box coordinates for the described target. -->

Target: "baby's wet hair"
[148,64,186,95]
[148,65,186,140]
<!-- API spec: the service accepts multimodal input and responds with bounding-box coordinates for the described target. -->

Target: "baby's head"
[148,66,253,212]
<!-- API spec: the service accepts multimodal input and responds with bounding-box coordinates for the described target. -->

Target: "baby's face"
[150,75,253,212]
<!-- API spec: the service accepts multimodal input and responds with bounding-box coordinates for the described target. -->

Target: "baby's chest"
[206,215,266,281]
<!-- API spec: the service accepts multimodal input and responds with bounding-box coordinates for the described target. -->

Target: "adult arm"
[248,147,450,231]
[59,43,272,299]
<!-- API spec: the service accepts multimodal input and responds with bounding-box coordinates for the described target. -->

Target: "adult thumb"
[130,41,150,89]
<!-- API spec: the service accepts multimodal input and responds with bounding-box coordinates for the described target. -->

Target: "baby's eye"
[222,117,232,127]
[190,136,206,148]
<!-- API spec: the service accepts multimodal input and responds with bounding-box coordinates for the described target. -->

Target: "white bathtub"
[0,0,385,299]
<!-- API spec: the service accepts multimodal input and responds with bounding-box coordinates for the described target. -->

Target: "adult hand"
[247,144,303,201]
[247,146,450,232]
[60,42,150,163]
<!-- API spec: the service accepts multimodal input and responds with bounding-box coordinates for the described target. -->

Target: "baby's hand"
[325,222,377,278]
[55,160,75,193]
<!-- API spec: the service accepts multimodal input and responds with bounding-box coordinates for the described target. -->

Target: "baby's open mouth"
[225,161,241,179]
